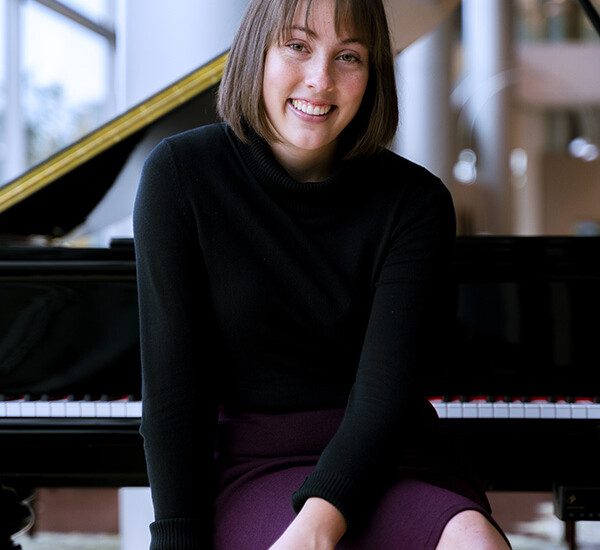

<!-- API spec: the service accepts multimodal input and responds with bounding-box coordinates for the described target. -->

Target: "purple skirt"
[213,406,511,549]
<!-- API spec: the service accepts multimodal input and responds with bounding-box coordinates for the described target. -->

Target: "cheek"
[262,59,282,115]
[263,52,295,96]
[343,71,369,110]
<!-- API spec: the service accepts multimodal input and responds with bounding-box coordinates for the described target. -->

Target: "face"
[262,0,369,176]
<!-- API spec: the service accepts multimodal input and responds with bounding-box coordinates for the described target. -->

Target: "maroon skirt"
[213,406,511,549]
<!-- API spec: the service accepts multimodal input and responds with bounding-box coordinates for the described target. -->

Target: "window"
[515,0,600,42]
[0,0,7,180]
[59,0,110,23]
[0,0,115,185]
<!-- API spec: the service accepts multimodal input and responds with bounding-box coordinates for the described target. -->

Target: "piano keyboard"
[430,396,600,419]
[0,394,141,419]
[1,395,599,420]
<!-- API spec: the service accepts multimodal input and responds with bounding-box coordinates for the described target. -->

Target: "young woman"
[133,0,512,548]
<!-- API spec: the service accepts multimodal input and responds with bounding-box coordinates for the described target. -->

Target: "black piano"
[1,0,600,546]
[0,44,229,548]
[3,233,600,487]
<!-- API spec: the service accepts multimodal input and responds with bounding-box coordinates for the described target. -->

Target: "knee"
[436,510,510,550]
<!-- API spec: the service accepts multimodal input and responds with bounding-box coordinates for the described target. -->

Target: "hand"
[268,497,347,550]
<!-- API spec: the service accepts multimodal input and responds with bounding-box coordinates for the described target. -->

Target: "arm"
[269,497,347,550]
[291,176,457,535]
[133,139,219,549]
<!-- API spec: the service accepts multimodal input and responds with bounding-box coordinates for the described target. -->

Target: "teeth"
[291,99,332,116]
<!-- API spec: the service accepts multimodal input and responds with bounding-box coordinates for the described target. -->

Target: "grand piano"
[1,0,600,546]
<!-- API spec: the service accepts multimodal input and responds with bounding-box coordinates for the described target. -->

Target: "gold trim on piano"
[0,52,228,214]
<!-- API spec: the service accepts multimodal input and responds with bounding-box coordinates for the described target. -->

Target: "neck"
[269,141,337,183]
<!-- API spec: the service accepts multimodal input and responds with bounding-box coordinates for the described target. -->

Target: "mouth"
[289,98,336,117]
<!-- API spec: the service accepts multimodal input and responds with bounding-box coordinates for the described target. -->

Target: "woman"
[133,0,512,548]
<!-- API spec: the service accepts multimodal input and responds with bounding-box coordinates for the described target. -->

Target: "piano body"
[1,0,600,542]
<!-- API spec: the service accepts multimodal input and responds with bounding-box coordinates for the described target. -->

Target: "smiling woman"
[260,2,370,181]
[133,1,511,549]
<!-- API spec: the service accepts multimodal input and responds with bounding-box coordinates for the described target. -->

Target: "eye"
[339,52,360,63]
[287,42,306,52]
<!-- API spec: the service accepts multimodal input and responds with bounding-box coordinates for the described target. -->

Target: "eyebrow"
[290,25,366,46]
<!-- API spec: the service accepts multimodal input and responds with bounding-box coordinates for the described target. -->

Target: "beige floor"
[10,489,600,549]
[15,532,119,550]
[488,492,600,549]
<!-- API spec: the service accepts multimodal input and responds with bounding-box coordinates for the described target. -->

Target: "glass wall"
[21,0,112,168]
[0,0,114,185]
[439,0,600,235]
[0,0,6,181]
[515,0,600,41]
[59,0,110,23]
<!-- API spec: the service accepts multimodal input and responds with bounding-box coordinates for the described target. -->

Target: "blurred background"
[0,0,598,245]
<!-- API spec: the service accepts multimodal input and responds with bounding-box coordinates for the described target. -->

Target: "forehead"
[278,0,364,41]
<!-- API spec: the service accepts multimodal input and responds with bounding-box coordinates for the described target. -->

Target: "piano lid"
[0,50,227,241]
[580,0,600,35]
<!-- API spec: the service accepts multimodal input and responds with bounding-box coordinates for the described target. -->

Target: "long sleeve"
[133,139,219,549]
[292,176,457,532]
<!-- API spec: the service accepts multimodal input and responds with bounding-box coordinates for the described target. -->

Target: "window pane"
[514,0,600,42]
[22,0,111,169]
[59,0,110,24]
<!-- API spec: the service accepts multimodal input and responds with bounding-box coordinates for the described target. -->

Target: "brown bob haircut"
[217,0,398,159]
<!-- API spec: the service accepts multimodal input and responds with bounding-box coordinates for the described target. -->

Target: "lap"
[213,463,508,550]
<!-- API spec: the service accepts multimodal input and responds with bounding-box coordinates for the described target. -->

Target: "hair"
[217,0,398,159]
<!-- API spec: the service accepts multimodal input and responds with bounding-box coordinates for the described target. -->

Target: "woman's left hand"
[268,497,347,550]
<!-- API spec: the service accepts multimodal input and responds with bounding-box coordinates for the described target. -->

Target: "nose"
[305,55,334,92]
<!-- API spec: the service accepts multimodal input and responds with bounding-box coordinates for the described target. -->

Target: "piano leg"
[564,520,577,550]
[0,483,33,550]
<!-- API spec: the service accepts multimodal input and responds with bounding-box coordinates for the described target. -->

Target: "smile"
[289,99,334,116]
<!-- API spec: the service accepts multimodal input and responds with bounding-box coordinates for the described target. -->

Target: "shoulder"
[141,122,234,193]
[376,148,447,191]
[361,148,454,214]
[156,121,231,162]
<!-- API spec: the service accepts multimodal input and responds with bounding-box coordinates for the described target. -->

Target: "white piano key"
[110,401,127,418]
[540,403,556,419]
[572,404,588,419]
[65,401,81,417]
[493,402,509,418]
[0,402,5,417]
[35,402,51,417]
[127,401,142,418]
[509,403,525,418]
[587,405,600,419]
[5,402,22,417]
[477,403,494,418]
[49,402,67,417]
[462,403,478,418]
[96,402,112,418]
[446,402,463,418]
[20,402,36,417]
[80,402,96,418]
[524,404,541,418]
[555,403,571,419]
[431,402,446,418]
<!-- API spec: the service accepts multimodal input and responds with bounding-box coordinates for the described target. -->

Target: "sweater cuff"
[292,470,362,533]
[149,518,210,550]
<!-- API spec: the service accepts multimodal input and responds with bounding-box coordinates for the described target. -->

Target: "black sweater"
[133,122,457,549]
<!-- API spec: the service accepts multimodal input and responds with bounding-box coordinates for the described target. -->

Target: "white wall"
[116,0,248,111]
[67,0,249,245]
